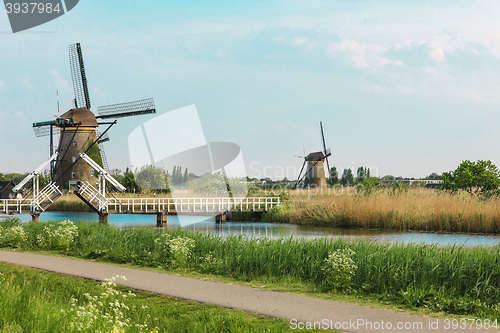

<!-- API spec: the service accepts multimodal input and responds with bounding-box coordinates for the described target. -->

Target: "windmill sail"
[96,98,156,119]
[69,43,91,109]
[33,124,60,137]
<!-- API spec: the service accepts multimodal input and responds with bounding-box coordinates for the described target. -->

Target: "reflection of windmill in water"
[33,43,156,190]
[294,121,331,189]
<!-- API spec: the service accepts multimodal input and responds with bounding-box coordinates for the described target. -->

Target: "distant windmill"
[32,43,156,190]
[294,121,331,189]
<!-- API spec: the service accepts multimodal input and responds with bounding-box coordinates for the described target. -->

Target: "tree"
[122,167,138,192]
[330,166,338,185]
[356,166,370,183]
[340,168,354,186]
[183,168,189,183]
[442,160,500,196]
[136,165,167,190]
[110,168,123,184]
[424,172,441,180]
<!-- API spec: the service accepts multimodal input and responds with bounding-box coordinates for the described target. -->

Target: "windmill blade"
[320,121,332,183]
[33,124,60,137]
[98,141,110,173]
[95,130,110,143]
[294,159,306,189]
[96,98,156,119]
[320,121,330,156]
[69,43,91,109]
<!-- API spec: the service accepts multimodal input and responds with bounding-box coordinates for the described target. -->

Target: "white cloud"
[50,68,71,94]
[328,39,402,68]
[363,84,389,93]
[431,47,446,62]
[0,80,5,90]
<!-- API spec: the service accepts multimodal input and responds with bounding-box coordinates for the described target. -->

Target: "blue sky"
[1,0,500,179]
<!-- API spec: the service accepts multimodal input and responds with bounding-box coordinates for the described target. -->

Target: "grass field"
[0,261,319,332]
[1,218,499,321]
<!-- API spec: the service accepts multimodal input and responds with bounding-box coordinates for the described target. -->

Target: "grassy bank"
[0,262,305,333]
[1,218,499,320]
[260,188,500,234]
[48,189,500,234]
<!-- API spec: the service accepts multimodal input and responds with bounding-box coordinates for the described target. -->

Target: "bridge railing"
[0,199,32,214]
[108,197,280,213]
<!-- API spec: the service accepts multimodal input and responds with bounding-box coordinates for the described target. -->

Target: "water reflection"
[6,212,500,247]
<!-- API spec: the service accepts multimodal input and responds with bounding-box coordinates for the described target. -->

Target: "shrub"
[0,226,27,248]
[318,249,358,291]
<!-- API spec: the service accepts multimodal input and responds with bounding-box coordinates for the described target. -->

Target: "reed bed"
[262,188,500,234]
[3,219,499,317]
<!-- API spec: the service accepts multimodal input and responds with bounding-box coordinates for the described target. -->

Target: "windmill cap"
[306,151,325,161]
[60,108,97,127]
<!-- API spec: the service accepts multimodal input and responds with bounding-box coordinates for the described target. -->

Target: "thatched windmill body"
[294,121,331,189]
[33,43,156,190]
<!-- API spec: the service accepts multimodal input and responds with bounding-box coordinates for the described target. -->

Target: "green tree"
[329,166,338,185]
[424,172,442,180]
[122,167,138,192]
[442,160,500,196]
[356,166,370,183]
[136,165,167,190]
[340,168,354,186]
[183,168,189,183]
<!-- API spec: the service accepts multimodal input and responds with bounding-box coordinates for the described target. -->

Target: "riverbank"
[1,218,499,320]
[47,188,500,234]
[259,188,500,234]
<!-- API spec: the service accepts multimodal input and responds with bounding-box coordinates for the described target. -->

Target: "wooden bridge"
[3,153,280,226]
[1,180,280,226]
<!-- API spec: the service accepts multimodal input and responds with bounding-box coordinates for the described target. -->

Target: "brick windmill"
[32,43,156,190]
[294,121,331,189]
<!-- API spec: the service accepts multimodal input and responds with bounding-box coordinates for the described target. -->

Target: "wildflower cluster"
[36,220,78,250]
[67,276,148,332]
[199,252,223,274]
[319,248,358,291]
[154,234,195,267]
[0,225,26,248]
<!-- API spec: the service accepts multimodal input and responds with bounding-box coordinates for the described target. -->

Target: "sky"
[1,0,500,180]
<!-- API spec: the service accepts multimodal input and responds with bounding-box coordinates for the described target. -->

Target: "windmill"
[293,121,331,189]
[32,43,156,191]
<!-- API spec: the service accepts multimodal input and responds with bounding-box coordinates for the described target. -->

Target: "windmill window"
[72,156,76,163]
[90,170,94,176]
[73,142,77,147]
[71,171,76,178]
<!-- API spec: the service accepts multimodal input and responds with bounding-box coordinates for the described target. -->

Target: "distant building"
[0,181,16,199]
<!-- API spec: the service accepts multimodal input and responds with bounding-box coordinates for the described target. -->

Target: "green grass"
[0,262,319,333]
[2,218,500,321]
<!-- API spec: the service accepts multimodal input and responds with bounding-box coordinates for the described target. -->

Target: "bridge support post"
[98,212,108,224]
[157,212,167,228]
[31,213,40,222]
[215,212,226,224]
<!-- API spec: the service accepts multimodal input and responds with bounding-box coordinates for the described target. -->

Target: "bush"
[318,249,358,291]
[0,226,26,248]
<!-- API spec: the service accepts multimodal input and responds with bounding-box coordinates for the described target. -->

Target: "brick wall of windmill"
[55,128,99,190]
[304,160,327,188]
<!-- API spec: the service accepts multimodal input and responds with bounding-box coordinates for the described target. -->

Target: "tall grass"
[2,218,499,317]
[261,188,500,234]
